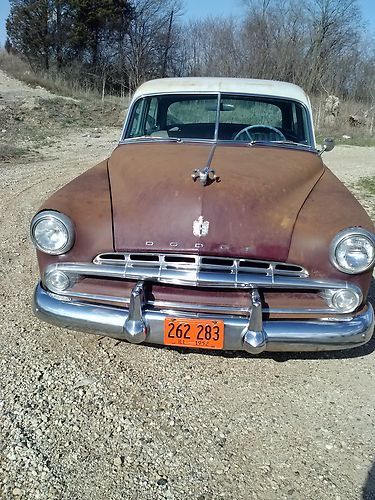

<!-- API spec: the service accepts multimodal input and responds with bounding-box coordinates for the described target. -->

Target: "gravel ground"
[1,72,375,500]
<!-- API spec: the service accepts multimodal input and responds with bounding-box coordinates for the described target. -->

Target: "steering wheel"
[233,124,286,142]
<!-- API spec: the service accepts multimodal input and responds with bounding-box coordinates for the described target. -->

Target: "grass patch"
[311,94,375,148]
[357,177,375,196]
[0,143,28,161]
[316,135,375,148]
[338,137,375,147]
[0,50,75,98]
[0,51,129,104]
[353,176,375,221]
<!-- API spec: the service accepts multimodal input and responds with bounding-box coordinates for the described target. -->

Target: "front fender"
[35,160,113,275]
[288,168,374,299]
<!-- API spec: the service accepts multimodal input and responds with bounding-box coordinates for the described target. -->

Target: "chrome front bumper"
[33,282,374,353]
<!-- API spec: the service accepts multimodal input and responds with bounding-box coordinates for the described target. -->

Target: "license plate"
[164,318,224,350]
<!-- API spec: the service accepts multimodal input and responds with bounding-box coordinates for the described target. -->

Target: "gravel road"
[1,72,375,500]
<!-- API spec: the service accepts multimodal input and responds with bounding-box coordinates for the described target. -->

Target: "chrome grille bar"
[93,252,309,284]
[48,289,359,317]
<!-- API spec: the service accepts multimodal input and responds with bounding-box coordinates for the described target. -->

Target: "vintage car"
[31,77,375,354]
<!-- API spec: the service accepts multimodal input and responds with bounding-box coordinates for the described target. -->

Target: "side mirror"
[319,137,335,155]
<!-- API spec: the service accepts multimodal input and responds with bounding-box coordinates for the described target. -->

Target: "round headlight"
[30,211,75,255]
[330,228,375,274]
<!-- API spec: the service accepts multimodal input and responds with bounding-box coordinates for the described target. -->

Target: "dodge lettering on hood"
[31,77,375,354]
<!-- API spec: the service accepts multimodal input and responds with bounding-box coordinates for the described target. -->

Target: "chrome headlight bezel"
[30,211,75,255]
[330,227,375,275]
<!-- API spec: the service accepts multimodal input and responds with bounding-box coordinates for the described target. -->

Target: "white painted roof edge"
[132,77,312,109]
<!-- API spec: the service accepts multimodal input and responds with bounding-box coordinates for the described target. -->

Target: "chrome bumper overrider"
[33,282,374,353]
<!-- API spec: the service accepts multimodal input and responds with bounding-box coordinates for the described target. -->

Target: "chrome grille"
[44,254,363,316]
[93,252,308,287]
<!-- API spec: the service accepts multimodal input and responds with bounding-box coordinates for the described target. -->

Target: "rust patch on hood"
[109,143,211,253]
[109,142,324,260]
[200,144,324,260]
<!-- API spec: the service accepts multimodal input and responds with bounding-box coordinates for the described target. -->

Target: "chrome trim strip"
[148,301,351,316]
[118,138,315,154]
[52,290,346,316]
[34,283,374,352]
[214,92,221,142]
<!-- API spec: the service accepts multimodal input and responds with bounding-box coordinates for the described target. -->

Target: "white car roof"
[132,77,311,109]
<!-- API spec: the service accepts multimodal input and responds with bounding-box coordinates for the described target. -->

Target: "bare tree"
[123,0,182,91]
[5,0,374,103]
[179,17,243,77]
[304,0,363,93]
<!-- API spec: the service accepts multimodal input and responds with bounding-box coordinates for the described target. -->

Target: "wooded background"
[4,0,375,103]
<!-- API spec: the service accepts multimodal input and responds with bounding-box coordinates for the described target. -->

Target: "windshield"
[124,93,312,147]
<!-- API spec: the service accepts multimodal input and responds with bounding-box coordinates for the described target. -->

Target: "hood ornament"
[193,216,210,237]
[192,166,219,186]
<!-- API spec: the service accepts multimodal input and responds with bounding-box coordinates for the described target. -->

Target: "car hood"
[108,142,324,261]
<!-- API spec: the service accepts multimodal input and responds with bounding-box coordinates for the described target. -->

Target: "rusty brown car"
[31,77,375,354]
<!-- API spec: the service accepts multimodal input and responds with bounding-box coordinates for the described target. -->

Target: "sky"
[0,0,374,46]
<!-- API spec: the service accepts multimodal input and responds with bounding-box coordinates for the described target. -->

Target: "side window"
[145,98,158,133]
[128,97,159,137]
[128,99,144,137]
[289,102,308,142]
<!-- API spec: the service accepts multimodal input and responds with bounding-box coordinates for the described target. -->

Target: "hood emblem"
[192,166,219,186]
[193,216,210,237]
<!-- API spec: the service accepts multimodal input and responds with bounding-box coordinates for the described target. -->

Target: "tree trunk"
[56,0,62,69]
[161,10,174,78]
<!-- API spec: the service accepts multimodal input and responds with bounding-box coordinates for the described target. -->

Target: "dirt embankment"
[1,70,375,500]
[0,69,125,162]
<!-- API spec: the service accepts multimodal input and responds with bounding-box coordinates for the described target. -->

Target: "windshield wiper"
[124,136,184,143]
[248,140,311,149]
[277,140,311,148]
